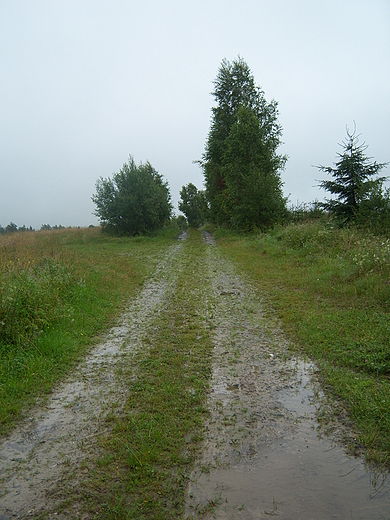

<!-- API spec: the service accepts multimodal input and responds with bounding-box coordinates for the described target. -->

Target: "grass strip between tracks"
[70,230,214,519]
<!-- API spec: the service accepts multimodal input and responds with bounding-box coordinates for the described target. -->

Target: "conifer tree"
[317,126,388,224]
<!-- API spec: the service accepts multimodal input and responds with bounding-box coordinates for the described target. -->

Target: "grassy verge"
[0,224,181,435]
[72,230,214,519]
[213,221,390,465]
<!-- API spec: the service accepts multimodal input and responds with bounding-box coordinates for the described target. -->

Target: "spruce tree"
[317,126,388,224]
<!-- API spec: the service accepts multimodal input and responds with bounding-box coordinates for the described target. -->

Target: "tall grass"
[214,220,390,465]
[0,225,181,434]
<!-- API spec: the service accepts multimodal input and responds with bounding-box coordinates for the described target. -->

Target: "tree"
[354,184,390,233]
[5,222,18,233]
[92,156,172,235]
[221,105,286,229]
[200,57,287,227]
[178,183,208,228]
[317,126,388,224]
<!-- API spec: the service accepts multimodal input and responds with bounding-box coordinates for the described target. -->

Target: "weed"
[195,492,222,517]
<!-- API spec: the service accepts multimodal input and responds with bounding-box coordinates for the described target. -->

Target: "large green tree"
[201,57,287,228]
[92,156,172,235]
[317,126,388,224]
[221,105,286,229]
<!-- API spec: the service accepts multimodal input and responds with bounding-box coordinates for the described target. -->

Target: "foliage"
[287,200,325,223]
[354,185,390,234]
[40,224,65,231]
[317,126,388,225]
[201,57,287,229]
[0,222,19,234]
[0,258,76,347]
[0,223,64,234]
[220,105,287,229]
[92,155,172,236]
[172,214,188,231]
[178,182,208,227]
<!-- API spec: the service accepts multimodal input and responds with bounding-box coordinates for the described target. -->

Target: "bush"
[171,215,188,231]
[354,185,390,234]
[0,258,77,348]
[287,201,325,223]
[92,156,172,236]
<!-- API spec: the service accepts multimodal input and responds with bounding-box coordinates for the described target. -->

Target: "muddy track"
[0,239,186,518]
[186,232,390,519]
[0,231,389,519]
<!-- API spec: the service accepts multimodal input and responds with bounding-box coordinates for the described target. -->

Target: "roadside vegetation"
[178,183,208,229]
[213,217,390,465]
[193,59,390,466]
[199,57,287,230]
[92,156,172,236]
[0,223,181,435]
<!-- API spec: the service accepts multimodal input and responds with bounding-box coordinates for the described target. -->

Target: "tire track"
[0,237,187,518]
[186,232,390,519]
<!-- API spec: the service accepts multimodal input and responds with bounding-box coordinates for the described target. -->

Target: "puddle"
[188,362,390,519]
[186,243,390,519]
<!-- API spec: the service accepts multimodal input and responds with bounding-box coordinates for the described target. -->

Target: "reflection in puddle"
[189,361,390,519]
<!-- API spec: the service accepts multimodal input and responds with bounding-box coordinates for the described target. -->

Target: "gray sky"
[1,0,389,229]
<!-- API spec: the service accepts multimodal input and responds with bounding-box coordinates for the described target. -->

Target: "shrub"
[92,156,172,236]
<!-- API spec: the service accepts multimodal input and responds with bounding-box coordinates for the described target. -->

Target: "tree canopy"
[317,126,388,224]
[92,156,172,235]
[178,183,208,228]
[201,57,287,229]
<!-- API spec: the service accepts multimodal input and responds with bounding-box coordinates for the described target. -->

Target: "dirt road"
[0,231,389,519]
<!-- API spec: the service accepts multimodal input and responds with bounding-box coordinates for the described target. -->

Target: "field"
[0,225,180,435]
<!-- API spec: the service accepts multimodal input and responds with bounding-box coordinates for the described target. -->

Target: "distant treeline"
[0,223,95,234]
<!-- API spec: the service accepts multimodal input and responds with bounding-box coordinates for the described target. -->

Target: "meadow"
[214,219,390,464]
[0,225,181,435]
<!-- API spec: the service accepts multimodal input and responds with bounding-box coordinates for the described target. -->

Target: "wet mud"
[185,232,390,519]
[0,240,185,518]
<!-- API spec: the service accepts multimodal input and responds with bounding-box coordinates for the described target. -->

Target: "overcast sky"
[1,0,389,228]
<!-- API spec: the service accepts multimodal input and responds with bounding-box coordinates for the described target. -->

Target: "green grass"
[0,224,181,435]
[63,230,214,518]
[213,220,390,465]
